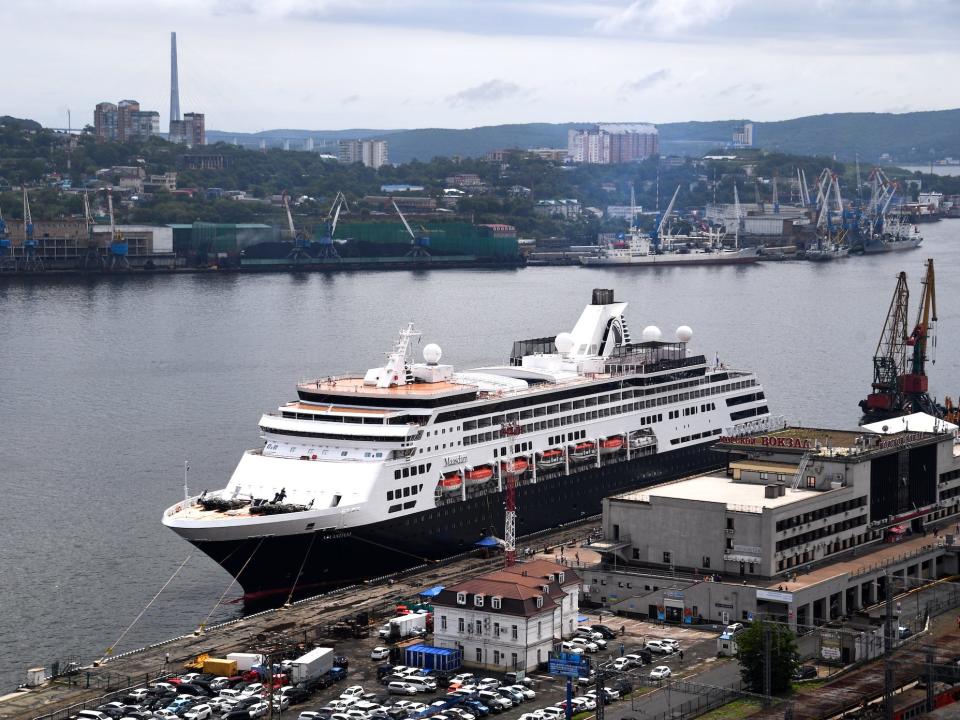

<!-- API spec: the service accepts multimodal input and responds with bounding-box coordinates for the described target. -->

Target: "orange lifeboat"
[537,448,564,469]
[600,436,624,455]
[440,472,463,493]
[500,458,529,476]
[570,441,596,463]
[464,466,493,485]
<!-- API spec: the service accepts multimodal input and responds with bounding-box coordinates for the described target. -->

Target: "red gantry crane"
[860,259,941,422]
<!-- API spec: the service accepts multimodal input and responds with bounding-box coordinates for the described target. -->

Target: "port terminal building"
[582,416,960,632]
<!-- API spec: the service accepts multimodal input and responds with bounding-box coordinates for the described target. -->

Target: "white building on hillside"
[432,560,581,672]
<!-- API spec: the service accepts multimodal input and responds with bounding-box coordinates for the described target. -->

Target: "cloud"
[621,69,670,93]
[595,0,744,34]
[447,79,527,107]
[341,94,360,105]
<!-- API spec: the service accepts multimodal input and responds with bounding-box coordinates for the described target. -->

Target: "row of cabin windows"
[730,405,769,421]
[776,496,867,531]
[459,379,758,433]
[547,430,586,446]
[387,499,417,513]
[640,413,663,426]
[669,428,723,446]
[394,463,432,480]
[494,441,532,457]
[387,484,423,502]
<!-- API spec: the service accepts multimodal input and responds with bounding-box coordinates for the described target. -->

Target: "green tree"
[735,620,799,694]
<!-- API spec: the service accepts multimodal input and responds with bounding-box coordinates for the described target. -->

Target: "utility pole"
[594,664,604,720]
[883,574,894,720]
[926,651,935,712]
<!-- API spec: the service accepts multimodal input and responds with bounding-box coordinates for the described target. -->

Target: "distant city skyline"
[5,0,959,133]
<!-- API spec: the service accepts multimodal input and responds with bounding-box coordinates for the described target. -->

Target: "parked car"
[506,685,535,701]
[462,700,489,717]
[477,691,511,711]
[477,678,500,691]
[451,674,476,685]
[388,682,418,696]
[792,665,818,681]
[660,639,681,652]
[341,687,366,700]
[221,711,252,720]
[183,704,213,720]
[328,668,348,682]
[898,626,913,640]
[559,642,584,655]
[725,623,745,635]
[77,712,112,720]
[643,640,672,655]
[611,657,631,672]
[574,697,596,711]
[126,689,151,703]
[335,657,350,669]
[208,678,232,693]
[247,703,269,719]
[569,638,598,653]
[371,647,391,661]
[498,687,524,704]
[298,713,325,720]
[539,708,564,720]
[271,695,291,711]
[622,653,646,667]
[590,625,618,639]
[153,711,179,720]
[649,667,672,681]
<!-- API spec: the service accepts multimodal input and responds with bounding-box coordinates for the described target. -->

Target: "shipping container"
[285,647,334,683]
[202,658,238,677]
[226,653,265,672]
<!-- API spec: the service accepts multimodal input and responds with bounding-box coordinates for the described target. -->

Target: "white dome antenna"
[641,325,663,342]
[423,343,442,365]
[555,332,575,355]
[676,325,693,343]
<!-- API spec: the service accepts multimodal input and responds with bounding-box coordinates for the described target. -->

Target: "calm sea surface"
[2,221,959,688]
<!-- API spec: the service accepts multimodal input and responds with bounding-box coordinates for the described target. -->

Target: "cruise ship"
[162,289,771,599]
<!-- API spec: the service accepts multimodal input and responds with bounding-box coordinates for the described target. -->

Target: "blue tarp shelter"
[419,586,444,598]
[475,536,501,547]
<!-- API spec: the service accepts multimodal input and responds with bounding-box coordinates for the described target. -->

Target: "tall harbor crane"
[283,193,311,261]
[393,200,431,257]
[859,259,942,422]
[106,192,130,271]
[0,206,15,271]
[316,191,349,259]
[20,187,43,271]
[80,192,105,271]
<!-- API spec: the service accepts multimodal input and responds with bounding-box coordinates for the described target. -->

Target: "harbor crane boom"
[392,200,431,257]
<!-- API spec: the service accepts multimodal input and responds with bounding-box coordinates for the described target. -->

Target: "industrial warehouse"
[583,415,960,634]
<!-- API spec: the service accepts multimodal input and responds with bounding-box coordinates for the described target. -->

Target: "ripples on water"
[0,221,958,688]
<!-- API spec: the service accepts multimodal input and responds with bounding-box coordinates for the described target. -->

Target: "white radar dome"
[555,332,575,355]
[641,325,663,342]
[423,343,443,364]
[676,325,693,343]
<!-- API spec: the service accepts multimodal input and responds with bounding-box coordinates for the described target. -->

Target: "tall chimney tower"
[169,31,181,129]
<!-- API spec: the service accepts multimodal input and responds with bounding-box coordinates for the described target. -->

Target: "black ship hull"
[190,443,721,604]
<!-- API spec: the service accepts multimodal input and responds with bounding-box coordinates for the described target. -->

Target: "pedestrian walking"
[165,652,170,665]
[679,650,684,662]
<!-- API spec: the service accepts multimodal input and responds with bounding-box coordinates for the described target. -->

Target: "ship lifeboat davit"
[537,448,564,469]
[500,458,529,477]
[600,436,624,455]
[440,471,463,493]
[570,441,596,463]
[464,466,493,485]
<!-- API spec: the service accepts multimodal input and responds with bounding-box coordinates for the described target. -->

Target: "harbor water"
[1,220,959,690]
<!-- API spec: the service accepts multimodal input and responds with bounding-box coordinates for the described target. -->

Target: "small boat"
[439,472,463,493]
[629,430,657,450]
[599,436,624,455]
[570,441,596,463]
[537,448,564,469]
[464,466,493,485]
[500,458,529,476]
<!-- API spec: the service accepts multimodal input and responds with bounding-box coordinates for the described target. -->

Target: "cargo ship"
[162,289,771,600]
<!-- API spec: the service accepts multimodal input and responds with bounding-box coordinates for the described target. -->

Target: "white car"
[661,639,681,652]
[371,647,391,661]
[243,684,268,697]
[151,683,178,694]
[644,640,672,655]
[183,704,213,720]
[154,711,178,720]
[180,673,202,684]
[519,714,543,720]
[623,653,645,667]
[649,666,672,681]
[451,673,476,685]
[560,642,584,655]
[209,678,232,692]
[406,704,429,714]
[127,689,151,702]
[478,691,511,710]
[477,677,500,690]
[341,687,366,700]
[570,638,598,653]
[574,696,596,711]
[247,702,270,719]
[611,657,631,671]
[271,695,291,710]
[539,708,564,720]
[725,623,745,635]
[508,685,536,700]
[387,682,418,696]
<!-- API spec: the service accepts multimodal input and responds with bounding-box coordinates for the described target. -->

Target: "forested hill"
[208,109,960,163]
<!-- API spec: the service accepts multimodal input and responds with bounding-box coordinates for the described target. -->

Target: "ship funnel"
[591,288,615,305]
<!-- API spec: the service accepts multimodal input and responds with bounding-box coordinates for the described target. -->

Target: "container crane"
[283,192,311,261]
[0,206,15,271]
[859,271,910,422]
[80,192,105,271]
[900,259,938,416]
[859,259,944,422]
[21,187,43,271]
[392,200,431,257]
[317,191,349,259]
[106,192,130,270]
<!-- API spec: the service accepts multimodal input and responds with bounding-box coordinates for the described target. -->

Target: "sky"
[4,0,959,133]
